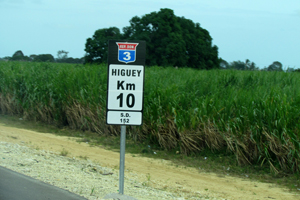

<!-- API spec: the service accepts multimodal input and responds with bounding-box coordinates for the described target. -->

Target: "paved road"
[0,166,87,200]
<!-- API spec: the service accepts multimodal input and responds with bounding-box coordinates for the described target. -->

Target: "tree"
[2,56,11,61]
[177,16,219,69]
[123,9,187,67]
[33,54,55,62]
[84,9,219,69]
[64,57,84,64]
[84,27,122,64]
[11,50,25,61]
[122,8,219,69]
[229,60,247,70]
[56,50,69,62]
[268,61,283,71]
[29,54,37,61]
[13,50,24,57]
[286,67,295,72]
[219,58,229,69]
[228,59,258,70]
[245,59,258,70]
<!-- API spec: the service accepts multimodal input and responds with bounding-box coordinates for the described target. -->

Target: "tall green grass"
[1,61,300,173]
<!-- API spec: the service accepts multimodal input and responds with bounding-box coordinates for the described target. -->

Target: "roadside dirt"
[0,121,299,200]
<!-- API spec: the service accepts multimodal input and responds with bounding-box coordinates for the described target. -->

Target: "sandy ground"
[0,121,299,200]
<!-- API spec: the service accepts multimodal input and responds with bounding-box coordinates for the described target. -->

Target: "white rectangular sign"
[107,111,142,125]
[107,64,144,125]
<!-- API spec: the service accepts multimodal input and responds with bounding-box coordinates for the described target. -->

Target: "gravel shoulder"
[0,122,299,200]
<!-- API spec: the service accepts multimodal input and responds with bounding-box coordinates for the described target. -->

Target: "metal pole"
[119,125,126,195]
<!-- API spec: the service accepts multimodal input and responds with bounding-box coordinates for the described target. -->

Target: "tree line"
[220,58,299,72]
[84,8,298,72]
[84,8,219,69]
[2,49,297,72]
[1,8,297,71]
[1,50,84,64]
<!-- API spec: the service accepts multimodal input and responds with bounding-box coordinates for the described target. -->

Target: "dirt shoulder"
[0,121,299,200]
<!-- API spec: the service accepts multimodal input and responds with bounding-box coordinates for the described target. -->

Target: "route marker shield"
[116,42,139,64]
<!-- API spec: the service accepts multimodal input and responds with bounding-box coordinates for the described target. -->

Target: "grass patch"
[78,155,88,160]
[60,148,69,156]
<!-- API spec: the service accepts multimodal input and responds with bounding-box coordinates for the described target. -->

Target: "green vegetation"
[8,50,55,62]
[60,148,69,156]
[0,61,300,175]
[2,50,84,64]
[85,8,219,69]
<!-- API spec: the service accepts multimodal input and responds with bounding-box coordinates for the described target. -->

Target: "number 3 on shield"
[123,52,131,61]
[117,93,135,108]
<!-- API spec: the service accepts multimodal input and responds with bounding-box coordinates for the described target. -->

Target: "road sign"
[106,40,146,125]
[105,40,145,197]
[116,42,139,63]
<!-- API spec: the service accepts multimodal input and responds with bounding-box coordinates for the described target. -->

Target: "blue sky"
[1,0,299,69]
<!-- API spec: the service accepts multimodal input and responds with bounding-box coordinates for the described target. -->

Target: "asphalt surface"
[0,166,87,200]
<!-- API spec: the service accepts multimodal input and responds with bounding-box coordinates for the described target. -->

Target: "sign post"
[105,40,146,197]
[119,125,126,194]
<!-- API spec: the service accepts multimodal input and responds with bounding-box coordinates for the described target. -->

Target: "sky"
[0,0,299,69]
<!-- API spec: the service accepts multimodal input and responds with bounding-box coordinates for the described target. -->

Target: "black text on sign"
[107,64,144,125]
